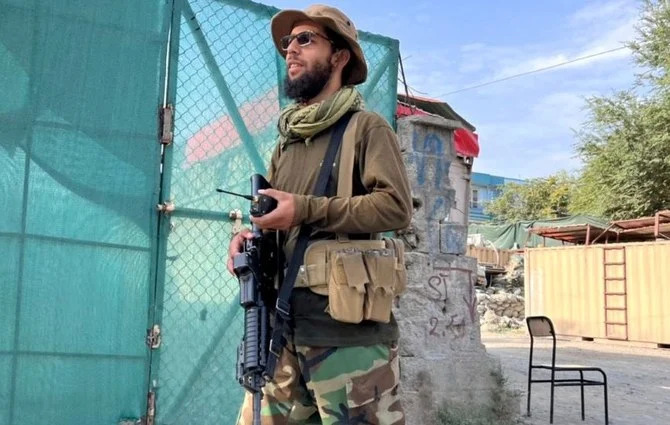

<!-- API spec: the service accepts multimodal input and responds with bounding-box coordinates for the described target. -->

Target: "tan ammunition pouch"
[293,112,408,324]
[295,238,407,323]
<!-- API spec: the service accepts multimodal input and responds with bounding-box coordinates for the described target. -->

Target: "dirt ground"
[482,331,670,425]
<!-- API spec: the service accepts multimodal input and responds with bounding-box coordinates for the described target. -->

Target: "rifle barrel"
[253,392,262,425]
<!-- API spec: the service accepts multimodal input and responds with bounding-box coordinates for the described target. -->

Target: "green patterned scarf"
[278,86,364,148]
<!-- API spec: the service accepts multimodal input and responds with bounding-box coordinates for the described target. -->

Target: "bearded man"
[229,5,411,425]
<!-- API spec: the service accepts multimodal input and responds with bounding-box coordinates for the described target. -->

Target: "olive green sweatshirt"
[267,110,412,347]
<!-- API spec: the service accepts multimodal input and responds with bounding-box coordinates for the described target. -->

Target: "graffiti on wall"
[409,129,452,190]
[426,266,477,340]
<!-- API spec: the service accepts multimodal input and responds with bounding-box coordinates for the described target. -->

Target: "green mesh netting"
[1,0,399,424]
[0,0,171,424]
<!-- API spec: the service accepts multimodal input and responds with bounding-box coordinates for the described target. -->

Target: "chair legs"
[550,371,555,424]
[600,370,609,425]
[579,370,585,421]
[527,369,532,417]
[529,370,608,424]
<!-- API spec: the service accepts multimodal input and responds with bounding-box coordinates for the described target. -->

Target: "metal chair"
[526,316,609,424]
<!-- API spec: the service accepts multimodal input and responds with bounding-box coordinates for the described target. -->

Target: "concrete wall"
[395,115,500,424]
[447,155,471,226]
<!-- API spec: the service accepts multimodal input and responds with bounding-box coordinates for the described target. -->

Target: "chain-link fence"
[151,1,400,424]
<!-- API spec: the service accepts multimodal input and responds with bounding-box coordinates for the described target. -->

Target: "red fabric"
[454,128,480,157]
[396,104,479,157]
[396,103,427,117]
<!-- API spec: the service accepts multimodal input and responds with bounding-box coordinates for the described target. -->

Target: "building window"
[471,189,479,209]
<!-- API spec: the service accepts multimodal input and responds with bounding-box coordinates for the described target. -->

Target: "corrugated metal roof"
[531,210,670,244]
[612,210,670,230]
[397,94,476,131]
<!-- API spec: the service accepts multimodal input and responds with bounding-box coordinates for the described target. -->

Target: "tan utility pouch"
[328,248,368,323]
[295,238,407,324]
[362,248,396,323]
[386,237,407,296]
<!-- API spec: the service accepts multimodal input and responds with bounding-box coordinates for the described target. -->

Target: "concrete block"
[395,113,500,425]
[397,115,460,156]
[403,151,453,193]
[398,252,484,355]
[439,221,467,255]
[412,190,456,222]
[406,191,457,254]
[399,354,501,425]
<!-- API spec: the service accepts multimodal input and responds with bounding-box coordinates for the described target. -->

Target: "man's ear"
[331,49,351,70]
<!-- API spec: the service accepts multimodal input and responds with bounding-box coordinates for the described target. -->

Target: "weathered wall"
[395,115,500,424]
[447,155,471,226]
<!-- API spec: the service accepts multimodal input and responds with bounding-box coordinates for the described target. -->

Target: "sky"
[267,0,643,179]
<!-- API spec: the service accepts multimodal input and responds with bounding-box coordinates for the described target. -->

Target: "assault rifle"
[217,174,278,425]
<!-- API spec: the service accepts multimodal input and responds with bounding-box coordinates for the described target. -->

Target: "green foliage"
[484,172,576,223]
[573,0,670,220]
[572,93,670,219]
[629,0,670,90]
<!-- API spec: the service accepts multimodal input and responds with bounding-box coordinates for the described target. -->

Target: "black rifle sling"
[265,111,354,378]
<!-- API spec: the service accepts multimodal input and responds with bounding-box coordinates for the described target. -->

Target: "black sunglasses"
[280,30,333,51]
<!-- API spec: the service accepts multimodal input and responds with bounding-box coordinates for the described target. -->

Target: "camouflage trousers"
[236,341,404,425]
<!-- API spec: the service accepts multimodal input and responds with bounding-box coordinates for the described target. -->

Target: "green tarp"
[468,215,609,249]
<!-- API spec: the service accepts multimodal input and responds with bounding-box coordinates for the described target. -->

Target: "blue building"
[470,172,525,222]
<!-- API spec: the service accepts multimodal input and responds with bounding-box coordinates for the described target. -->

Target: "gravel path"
[482,331,670,425]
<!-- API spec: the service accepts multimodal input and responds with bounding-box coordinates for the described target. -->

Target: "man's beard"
[283,60,333,102]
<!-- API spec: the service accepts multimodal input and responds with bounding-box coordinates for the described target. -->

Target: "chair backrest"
[526,316,558,367]
[526,316,555,338]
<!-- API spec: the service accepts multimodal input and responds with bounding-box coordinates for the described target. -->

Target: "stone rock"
[483,310,499,324]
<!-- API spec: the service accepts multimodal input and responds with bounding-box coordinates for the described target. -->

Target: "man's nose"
[286,37,301,56]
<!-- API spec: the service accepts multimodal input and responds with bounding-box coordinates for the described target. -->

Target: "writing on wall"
[425,266,477,340]
[409,129,451,190]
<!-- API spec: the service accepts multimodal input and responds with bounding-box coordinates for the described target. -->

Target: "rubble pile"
[477,254,526,330]
[476,292,525,330]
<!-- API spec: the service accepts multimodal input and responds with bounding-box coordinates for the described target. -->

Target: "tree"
[572,0,670,220]
[485,172,576,223]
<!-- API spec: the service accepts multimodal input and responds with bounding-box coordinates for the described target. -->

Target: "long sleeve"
[292,122,412,233]
[266,142,281,186]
